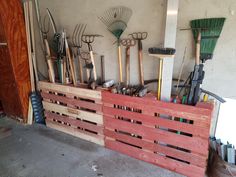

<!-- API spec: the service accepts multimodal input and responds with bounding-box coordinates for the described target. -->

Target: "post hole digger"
[99,6,132,83]
[82,34,103,89]
[129,32,148,86]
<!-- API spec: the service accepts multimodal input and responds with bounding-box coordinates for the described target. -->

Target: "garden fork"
[129,32,148,86]
[82,34,103,84]
[71,24,86,83]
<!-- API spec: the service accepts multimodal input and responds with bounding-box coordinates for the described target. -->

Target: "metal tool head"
[82,34,103,44]
[72,24,87,48]
[80,51,91,61]
[121,38,136,47]
[129,32,148,40]
[40,15,50,38]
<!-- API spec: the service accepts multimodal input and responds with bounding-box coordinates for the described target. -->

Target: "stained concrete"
[0,117,183,177]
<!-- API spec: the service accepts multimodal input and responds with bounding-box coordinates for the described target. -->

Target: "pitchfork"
[121,38,136,86]
[82,34,103,88]
[71,24,86,83]
[129,32,148,86]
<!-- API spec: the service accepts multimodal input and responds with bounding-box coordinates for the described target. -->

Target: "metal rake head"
[72,24,87,48]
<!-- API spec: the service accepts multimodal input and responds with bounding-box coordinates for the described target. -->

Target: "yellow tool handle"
[44,39,55,83]
[118,45,123,82]
[157,59,163,100]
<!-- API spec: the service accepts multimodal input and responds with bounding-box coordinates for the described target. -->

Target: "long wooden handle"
[195,32,201,65]
[138,40,144,85]
[65,39,76,86]
[78,56,84,83]
[101,55,105,83]
[118,45,123,82]
[126,47,130,86]
[44,39,55,83]
[89,51,97,81]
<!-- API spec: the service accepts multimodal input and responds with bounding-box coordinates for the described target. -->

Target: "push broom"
[99,6,132,83]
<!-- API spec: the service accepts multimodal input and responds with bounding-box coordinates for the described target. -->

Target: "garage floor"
[0,117,183,177]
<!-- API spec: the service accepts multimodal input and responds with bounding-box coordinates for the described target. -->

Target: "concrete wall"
[35,0,236,99]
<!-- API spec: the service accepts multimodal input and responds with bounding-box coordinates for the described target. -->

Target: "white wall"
[35,0,236,99]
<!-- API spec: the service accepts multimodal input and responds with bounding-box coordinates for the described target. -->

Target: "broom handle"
[195,32,201,65]
[118,43,123,82]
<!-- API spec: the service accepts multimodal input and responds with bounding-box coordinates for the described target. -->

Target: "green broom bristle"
[191,18,226,61]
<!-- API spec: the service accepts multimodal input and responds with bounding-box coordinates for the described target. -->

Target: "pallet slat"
[104,106,209,137]
[39,81,101,100]
[47,121,104,146]
[104,116,208,155]
[43,101,103,124]
[41,92,102,112]
[106,140,205,177]
[45,112,103,134]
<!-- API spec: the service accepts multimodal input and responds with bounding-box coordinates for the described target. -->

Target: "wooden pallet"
[39,81,104,146]
[102,91,214,177]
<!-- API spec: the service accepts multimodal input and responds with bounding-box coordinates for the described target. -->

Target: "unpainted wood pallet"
[39,81,104,146]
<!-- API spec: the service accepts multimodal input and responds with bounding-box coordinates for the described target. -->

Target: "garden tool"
[121,38,136,86]
[71,24,87,84]
[129,32,148,86]
[149,48,176,100]
[64,31,77,86]
[80,51,91,83]
[99,6,132,83]
[41,16,55,83]
[186,18,226,105]
[101,55,105,84]
[82,34,102,89]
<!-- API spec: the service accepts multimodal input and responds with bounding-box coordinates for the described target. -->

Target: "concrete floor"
[0,117,183,177]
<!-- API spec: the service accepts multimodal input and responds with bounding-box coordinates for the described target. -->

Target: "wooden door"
[0,0,31,122]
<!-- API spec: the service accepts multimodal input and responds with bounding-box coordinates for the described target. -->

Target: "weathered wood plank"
[43,101,103,124]
[104,116,208,155]
[102,91,212,119]
[103,106,209,136]
[46,111,103,134]
[39,81,101,100]
[41,92,102,112]
[46,120,104,146]
[106,140,205,177]
[104,129,207,167]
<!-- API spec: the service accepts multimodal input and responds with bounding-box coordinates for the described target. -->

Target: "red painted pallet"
[39,81,104,146]
[102,91,214,177]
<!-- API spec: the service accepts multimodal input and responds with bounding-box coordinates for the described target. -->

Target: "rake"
[99,6,132,82]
